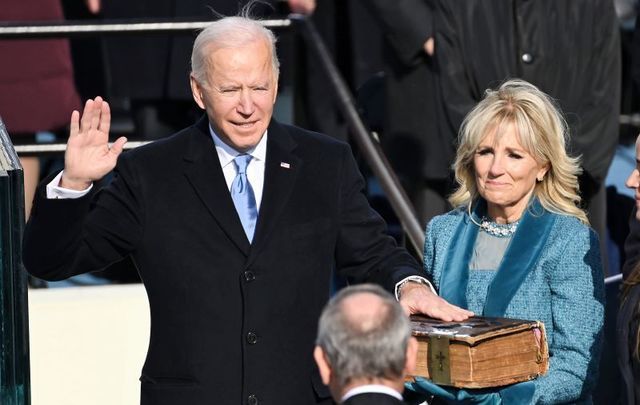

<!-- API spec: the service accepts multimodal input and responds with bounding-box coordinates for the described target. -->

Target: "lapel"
[483,199,555,316]
[182,116,251,256]
[439,205,480,309]
[439,198,556,317]
[245,120,300,268]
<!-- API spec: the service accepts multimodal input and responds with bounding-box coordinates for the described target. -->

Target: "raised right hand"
[60,97,127,190]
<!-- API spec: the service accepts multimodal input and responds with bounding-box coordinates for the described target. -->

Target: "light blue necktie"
[231,154,258,242]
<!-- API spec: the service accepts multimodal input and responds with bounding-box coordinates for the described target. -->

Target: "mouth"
[231,120,259,129]
[484,181,509,188]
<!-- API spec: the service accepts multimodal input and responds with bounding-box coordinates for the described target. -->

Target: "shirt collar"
[341,384,403,402]
[209,123,268,168]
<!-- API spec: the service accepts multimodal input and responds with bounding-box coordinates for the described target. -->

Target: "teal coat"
[418,201,605,404]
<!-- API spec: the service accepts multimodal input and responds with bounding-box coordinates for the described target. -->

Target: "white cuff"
[394,276,437,300]
[46,171,93,199]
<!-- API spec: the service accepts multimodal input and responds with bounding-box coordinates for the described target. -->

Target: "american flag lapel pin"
[280,162,291,169]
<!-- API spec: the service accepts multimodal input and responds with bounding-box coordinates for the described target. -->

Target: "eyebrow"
[476,144,526,153]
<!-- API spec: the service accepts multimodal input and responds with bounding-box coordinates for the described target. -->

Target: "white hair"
[190,15,280,85]
[316,284,411,387]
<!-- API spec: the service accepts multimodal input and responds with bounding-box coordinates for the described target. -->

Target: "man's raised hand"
[60,97,127,190]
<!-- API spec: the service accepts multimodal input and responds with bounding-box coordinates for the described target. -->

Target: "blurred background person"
[314,284,417,405]
[0,0,86,218]
[364,1,451,228]
[618,132,640,405]
[409,80,605,403]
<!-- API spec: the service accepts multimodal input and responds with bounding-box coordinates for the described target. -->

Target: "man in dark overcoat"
[22,15,470,405]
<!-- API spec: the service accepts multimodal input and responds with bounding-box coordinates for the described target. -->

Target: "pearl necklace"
[479,218,519,237]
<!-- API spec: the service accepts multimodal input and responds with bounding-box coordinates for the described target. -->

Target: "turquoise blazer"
[418,200,605,404]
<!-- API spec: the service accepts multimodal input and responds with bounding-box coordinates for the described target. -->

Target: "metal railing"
[605,273,623,285]
[0,18,290,38]
[13,141,150,156]
[291,15,425,255]
[620,113,640,127]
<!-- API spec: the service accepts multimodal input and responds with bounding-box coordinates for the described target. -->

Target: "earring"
[536,176,544,182]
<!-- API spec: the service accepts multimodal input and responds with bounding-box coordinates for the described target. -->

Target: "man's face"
[191,39,278,151]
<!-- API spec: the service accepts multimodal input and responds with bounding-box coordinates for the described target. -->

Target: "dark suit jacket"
[343,392,405,405]
[23,117,423,405]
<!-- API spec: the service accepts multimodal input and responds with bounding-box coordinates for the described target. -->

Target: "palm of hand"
[62,97,127,189]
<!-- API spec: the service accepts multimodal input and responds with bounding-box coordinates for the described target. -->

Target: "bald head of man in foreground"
[314,284,418,404]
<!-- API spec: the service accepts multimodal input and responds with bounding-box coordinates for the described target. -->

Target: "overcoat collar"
[182,116,299,263]
[439,198,556,317]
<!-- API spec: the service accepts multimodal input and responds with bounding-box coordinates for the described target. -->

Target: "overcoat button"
[247,332,258,344]
[244,271,255,282]
[521,53,534,64]
[247,394,258,405]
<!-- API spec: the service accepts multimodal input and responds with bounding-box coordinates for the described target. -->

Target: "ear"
[404,337,419,376]
[272,76,279,105]
[536,163,550,183]
[190,74,206,110]
[313,346,332,386]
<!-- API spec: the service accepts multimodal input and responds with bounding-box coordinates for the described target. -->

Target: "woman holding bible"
[408,80,605,404]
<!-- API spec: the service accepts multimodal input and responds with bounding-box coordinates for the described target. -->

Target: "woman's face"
[625,136,640,220]
[473,122,548,223]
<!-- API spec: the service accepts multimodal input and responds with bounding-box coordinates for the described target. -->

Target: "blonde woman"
[409,79,605,404]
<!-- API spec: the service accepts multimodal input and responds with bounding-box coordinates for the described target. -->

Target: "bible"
[409,315,549,388]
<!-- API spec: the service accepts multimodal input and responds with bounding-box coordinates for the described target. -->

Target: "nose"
[488,155,504,177]
[626,169,640,190]
[237,89,255,116]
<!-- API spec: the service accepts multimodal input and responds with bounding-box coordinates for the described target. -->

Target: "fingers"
[109,136,128,157]
[79,97,108,135]
[99,99,111,135]
[85,0,101,14]
[69,110,80,138]
[79,99,94,134]
[426,301,474,322]
[400,286,474,322]
[90,96,103,131]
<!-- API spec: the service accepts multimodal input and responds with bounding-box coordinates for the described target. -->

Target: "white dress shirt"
[341,384,403,402]
[209,124,266,211]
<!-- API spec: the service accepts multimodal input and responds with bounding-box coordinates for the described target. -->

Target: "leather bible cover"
[409,315,549,388]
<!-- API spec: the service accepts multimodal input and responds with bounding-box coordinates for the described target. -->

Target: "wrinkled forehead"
[204,40,276,74]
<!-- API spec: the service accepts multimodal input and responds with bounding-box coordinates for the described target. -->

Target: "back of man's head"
[314,284,416,398]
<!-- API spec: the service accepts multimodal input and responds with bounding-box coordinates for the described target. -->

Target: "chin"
[228,135,262,150]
